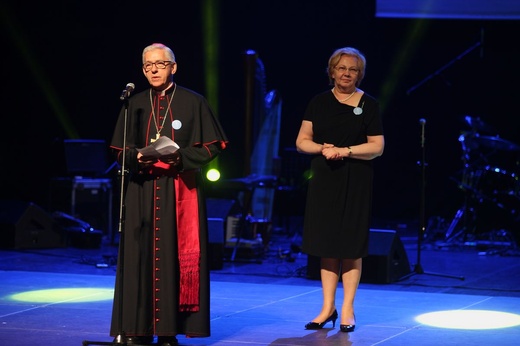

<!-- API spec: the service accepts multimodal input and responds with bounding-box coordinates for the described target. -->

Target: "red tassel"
[179,251,200,312]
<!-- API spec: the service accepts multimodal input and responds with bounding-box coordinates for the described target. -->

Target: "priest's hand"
[160,151,181,166]
[137,152,158,166]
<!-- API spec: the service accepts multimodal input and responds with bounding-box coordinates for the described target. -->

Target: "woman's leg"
[340,257,362,325]
[310,257,340,322]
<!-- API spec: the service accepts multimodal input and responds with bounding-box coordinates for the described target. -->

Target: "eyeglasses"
[143,60,173,72]
[334,66,359,74]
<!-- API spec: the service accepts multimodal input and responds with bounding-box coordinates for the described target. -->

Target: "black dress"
[301,90,383,259]
[109,84,228,339]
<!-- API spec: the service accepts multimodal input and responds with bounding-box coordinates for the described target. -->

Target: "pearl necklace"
[332,87,356,102]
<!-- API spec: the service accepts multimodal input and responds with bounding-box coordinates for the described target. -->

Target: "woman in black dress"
[296,47,384,333]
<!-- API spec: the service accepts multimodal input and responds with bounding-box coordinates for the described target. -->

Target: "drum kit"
[444,115,520,243]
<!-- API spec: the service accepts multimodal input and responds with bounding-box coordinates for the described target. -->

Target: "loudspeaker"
[206,198,235,270]
[306,229,410,284]
[361,229,410,283]
[49,177,113,236]
[0,200,66,249]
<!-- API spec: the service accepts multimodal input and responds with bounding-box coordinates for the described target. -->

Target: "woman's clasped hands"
[322,143,343,160]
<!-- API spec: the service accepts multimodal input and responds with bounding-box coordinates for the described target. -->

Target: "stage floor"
[1,227,520,345]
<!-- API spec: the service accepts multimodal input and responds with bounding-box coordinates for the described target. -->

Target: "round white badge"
[353,107,363,115]
[172,120,182,130]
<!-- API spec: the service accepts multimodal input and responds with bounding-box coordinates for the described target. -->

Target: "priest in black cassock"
[109,43,228,346]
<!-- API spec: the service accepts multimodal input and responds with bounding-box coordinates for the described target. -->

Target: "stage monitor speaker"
[306,229,410,283]
[0,200,66,249]
[361,229,410,284]
[206,198,235,270]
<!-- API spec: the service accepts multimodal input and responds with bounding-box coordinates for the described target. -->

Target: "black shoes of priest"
[113,335,177,345]
[157,336,178,346]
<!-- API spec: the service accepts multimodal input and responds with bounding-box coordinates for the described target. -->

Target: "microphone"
[119,83,135,100]
[419,118,426,148]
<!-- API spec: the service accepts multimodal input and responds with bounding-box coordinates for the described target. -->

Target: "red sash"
[175,171,201,312]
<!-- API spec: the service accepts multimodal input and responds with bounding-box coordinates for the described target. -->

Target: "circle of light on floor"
[10,288,114,303]
[416,310,520,329]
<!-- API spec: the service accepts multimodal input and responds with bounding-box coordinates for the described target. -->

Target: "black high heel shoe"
[340,323,355,332]
[340,314,356,332]
[304,309,338,329]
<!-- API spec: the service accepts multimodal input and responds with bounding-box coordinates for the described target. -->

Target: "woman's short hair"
[326,47,366,86]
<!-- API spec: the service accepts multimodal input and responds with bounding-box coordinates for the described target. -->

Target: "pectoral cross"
[150,133,160,143]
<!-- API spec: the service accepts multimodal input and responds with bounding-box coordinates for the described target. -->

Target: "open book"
[137,136,180,159]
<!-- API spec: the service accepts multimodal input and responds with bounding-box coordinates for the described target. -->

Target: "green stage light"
[303,169,313,181]
[206,168,221,182]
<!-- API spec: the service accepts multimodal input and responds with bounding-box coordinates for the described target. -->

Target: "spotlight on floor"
[9,288,113,303]
[416,310,520,330]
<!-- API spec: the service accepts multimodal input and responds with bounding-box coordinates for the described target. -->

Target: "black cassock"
[109,84,227,339]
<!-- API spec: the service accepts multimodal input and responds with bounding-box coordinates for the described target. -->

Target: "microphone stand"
[406,37,482,96]
[399,119,465,281]
[83,92,131,346]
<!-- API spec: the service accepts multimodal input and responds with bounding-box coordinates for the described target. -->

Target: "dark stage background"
[1,1,519,233]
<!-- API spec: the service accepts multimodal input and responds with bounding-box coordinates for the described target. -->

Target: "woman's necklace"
[149,84,177,143]
[332,87,356,102]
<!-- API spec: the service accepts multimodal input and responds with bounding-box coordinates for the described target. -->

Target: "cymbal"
[462,115,496,134]
[473,135,520,151]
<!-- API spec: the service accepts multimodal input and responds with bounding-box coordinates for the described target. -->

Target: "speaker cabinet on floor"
[361,229,410,283]
[306,229,410,283]
[49,177,113,237]
[206,198,235,270]
[0,200,66,249]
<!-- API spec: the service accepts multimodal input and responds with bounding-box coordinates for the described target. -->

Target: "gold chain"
[150,84,177,140]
